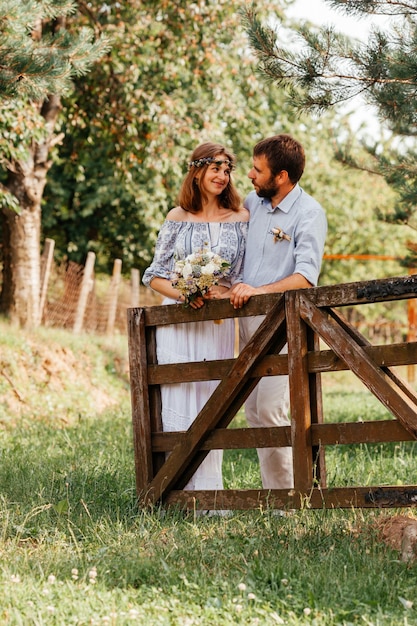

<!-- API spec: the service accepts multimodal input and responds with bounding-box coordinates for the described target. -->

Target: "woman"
[143,142,249,491]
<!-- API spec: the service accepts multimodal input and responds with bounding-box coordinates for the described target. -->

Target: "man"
[230,134,327,490]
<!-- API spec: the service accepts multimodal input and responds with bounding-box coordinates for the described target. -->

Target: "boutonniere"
[270,226,291,243]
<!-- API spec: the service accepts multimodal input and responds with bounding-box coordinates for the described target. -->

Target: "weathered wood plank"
[307,325,326,487]
[312,420,414,445]
[165,485,417,510]
[147,325,165,476]
[140,294,280,327]
[287,291,314,493]
[299,294,417,438]
[135,274,417,329]
[141,296,286,505]
[152,420,414,452]
[308,342,417,374]
[165,488,293,510]
[309,274,417,308]
[127,308,154,494]
[152,426,292,452]
[147,342,417,385]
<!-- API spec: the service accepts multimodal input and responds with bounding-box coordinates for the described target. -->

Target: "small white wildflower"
[10,574,20,583]
[399,597,413,609]
[281,578,288,586]
[248,593,256,600]
[128,609,140,618]
[88,567,97,582]
[237,582,247,592]
[303,608,312,616]
[42,588,50,595]
[71,568,79,580]
[101,618,111,624]
[235,604,243,613]
[47,574,56,584]
[46,606,55,613]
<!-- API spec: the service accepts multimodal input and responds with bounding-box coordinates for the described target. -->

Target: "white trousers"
[239,315,294,490]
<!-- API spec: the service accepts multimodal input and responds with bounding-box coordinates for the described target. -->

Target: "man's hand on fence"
[229,283,260,308]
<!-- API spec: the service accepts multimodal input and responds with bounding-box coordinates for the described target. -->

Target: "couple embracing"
[142,134,327,497]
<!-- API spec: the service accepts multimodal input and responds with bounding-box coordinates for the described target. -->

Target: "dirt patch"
[373,514,417,563]
[0,333,128,422]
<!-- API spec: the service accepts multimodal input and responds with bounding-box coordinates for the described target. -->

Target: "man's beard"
[254,177,279,199]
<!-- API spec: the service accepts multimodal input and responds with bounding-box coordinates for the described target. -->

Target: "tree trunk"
[1,200,41,328]
[0,94,61,328]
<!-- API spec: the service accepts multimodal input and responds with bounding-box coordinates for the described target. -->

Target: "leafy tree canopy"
[42,0,296,272]
[0,0,110,326]
[0,0,408,300]
[243,0,417,261]
[0,0,109,100]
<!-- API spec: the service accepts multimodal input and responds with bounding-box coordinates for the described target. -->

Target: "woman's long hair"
[177,142,241,213]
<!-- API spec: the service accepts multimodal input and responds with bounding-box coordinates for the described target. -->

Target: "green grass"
[1,323,417,624]
[2,409,417,625]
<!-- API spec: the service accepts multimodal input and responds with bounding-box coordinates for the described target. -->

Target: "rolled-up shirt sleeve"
[293,206,327,286]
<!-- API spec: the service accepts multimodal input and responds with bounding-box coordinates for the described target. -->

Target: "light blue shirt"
[243,184,327,287]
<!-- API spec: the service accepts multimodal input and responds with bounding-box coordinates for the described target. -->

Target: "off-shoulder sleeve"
[142,221,182,288]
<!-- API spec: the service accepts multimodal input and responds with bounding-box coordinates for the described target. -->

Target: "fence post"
[39,238,55,325]
[131,268,140,307]
[128,307,155,495]
[73,251,96,334]
[286,290,314,494]
[106,258,122,335]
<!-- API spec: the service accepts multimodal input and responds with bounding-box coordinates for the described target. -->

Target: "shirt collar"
[261,183,301,214]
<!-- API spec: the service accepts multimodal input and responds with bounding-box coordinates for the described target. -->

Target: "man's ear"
[276,169,289,184]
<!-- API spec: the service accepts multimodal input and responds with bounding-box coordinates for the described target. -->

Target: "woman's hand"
[204,285,231,300]
[189,295,205,309]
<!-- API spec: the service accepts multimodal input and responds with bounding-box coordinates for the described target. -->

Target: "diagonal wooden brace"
[298,293,417,438]
[328,307,417,407]
[140,295,286,506]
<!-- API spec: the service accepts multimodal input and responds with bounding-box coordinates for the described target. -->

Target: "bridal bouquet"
[172,249,230,306]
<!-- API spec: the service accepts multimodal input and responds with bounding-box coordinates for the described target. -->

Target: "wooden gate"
[127,274,417,511]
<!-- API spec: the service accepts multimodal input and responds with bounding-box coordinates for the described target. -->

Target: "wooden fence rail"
[128,274,417,512]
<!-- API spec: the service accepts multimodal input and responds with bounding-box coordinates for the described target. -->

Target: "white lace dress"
[143,220,248,490]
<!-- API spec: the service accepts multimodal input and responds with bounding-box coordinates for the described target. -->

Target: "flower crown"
[188,157,235,170]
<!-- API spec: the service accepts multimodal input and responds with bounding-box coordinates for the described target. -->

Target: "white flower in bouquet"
[201,261,218,275]
[172,249,230,306]
[182,262,193,279]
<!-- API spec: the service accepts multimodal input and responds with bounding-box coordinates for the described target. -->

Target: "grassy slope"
[1,319,417,625]
[0,318,131,425]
